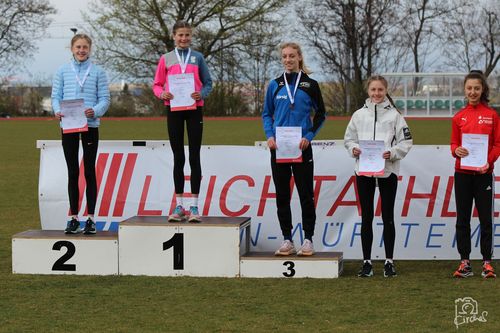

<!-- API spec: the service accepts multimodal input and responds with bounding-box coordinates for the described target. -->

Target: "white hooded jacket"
[344,98,413,177]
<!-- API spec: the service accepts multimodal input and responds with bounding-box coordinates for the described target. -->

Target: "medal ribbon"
[175,48,192,74]
[71,61,92,91]
[283,71,302,107]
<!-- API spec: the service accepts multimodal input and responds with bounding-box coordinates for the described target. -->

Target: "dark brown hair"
[173,20,192,34]
[464,70,489,104]
[366,75,400,113]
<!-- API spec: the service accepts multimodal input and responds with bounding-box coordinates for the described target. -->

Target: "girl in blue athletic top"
[262,42,326,256]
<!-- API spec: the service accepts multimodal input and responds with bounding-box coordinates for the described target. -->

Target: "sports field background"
[0,117,497,332]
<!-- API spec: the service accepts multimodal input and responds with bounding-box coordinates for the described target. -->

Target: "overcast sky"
[22,0,91,83]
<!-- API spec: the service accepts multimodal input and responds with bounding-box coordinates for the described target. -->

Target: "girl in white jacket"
[344,75,413,277]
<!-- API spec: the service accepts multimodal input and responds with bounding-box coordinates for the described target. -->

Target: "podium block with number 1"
[118,216,251,277]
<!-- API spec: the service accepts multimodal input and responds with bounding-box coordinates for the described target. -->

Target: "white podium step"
[12,230,118,275]
[118,216,251,277]
[240,252,343,278]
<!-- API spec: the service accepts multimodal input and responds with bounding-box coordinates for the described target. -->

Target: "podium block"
[240,252,343,278]
[12,230,118,275]
[119,216,251,277]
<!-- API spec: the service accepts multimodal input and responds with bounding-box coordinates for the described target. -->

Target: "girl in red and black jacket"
[450,70,499,279]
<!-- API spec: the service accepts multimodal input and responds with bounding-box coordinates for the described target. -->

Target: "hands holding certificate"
[456,133,489,173]
[162,73,199,111]
[160,91,201,101]
[56,99,90,134]
[267,137,310,150]
[353,147,391,159]
[355,140,390,176]
[455,147,489,173]
[55,108,94,120]
[271,127,308,163]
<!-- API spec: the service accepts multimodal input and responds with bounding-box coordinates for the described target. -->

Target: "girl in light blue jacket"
[51,33,110,235]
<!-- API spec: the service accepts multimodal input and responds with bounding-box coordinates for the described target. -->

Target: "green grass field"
[0,118,497,333]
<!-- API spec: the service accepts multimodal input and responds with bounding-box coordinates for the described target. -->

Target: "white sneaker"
[274,240,296,256]
[297,239,315,256]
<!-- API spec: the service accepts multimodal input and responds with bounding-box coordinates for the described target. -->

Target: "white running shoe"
[274,240,296,256]
[297,239,315,256]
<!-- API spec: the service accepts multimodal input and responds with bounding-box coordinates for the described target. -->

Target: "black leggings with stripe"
[454,172,494,261]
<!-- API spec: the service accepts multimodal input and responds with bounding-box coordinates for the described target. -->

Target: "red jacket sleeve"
[450,116,461,158]
[488,111,500,166]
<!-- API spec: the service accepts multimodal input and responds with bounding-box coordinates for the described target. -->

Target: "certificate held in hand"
[168,73,197,111]
[60,99,88,134]
[276,126,302,163]
[460,133,488,171]
[358,140,385,176]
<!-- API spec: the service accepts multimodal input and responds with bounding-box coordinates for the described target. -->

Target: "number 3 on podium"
[163,233,184,270]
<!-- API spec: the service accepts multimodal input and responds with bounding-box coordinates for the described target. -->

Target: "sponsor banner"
[38,141,500,259]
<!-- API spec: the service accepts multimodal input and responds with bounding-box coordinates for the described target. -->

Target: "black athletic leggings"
[356,173,398,260]
[62,127,99,215]
[270,146,316,240]
[166,106,203,194]
[454,172,493,261]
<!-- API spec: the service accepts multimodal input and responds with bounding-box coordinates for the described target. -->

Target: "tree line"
[1,0,498,116]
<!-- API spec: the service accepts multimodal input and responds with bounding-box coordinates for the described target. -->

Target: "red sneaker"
[453,260,473,278]
[482,261,496,279]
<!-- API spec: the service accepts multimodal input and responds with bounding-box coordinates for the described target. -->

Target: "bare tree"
[395,0,461,93]
[229,17,283,114]
[296,0,398,114]
[443,3,499,77]
[0,0,55,74]
[85,0,288,81]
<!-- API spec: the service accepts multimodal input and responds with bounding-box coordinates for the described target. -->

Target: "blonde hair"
[71,33,92,48]
[279,42,311,74]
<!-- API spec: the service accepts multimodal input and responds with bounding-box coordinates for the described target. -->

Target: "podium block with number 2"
[118,216,251,277]
[12,230,118,275]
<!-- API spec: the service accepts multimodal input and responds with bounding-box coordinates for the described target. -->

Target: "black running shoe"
[64,218,81,234]
[83,218,96,235]
[384,262,397,277]
[358,262,373,277]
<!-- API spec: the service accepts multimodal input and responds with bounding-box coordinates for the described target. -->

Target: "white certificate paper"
[358,140,385,176]
[60,99,88,134]
[276,126,302,163]
[168,73,196,111]
[461,133,488,171]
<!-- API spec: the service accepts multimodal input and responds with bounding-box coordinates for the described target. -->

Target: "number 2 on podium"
[163,233,184,270]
